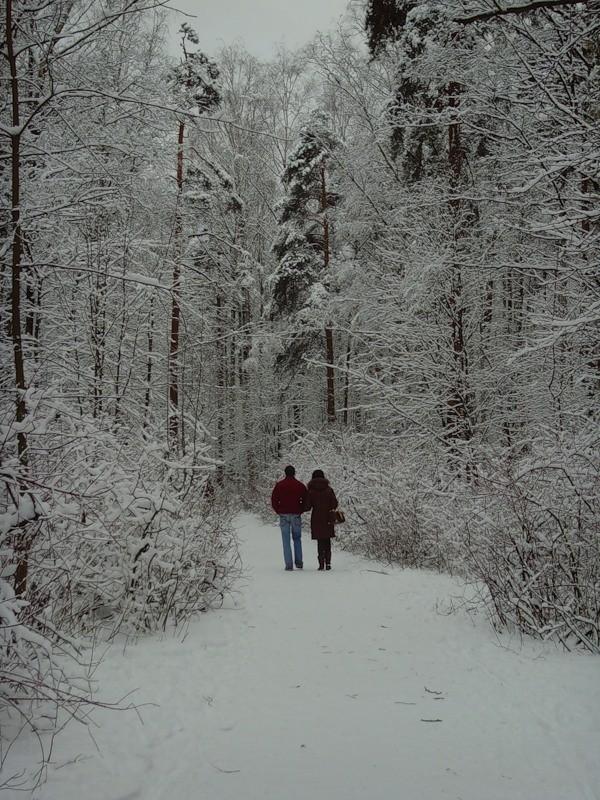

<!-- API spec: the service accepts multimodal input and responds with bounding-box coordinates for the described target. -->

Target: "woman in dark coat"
[305,469,338,570]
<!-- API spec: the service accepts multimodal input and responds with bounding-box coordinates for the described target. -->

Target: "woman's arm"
[303,490,312,513]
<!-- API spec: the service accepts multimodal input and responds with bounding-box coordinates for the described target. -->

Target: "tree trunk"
[114,241,129,425]
[90,253,107,419]
[321,164,336,424]
[143,296,155,432]
[168,119,185,448]
[343,334,352,426]
[215,292,225,485]
[445,81,472,446]
[7,0,31,596]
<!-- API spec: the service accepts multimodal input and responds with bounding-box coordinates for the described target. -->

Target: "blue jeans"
[279,514,303,568]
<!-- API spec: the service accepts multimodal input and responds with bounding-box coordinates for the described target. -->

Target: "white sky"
[168,0,352,59]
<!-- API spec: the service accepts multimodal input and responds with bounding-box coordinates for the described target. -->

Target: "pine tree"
[271,109,340,423]
[365,0,413,57]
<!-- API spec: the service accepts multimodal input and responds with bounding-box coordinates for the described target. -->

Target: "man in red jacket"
[271,465,308,570]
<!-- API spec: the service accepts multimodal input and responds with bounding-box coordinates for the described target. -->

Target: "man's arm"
[301,485,310,513]
[271,484,280,514]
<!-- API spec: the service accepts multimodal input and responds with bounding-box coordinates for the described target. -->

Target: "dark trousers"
[317,538,332,566]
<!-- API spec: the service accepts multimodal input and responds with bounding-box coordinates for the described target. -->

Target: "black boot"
[326,564,331,570]
[318,559,325,570]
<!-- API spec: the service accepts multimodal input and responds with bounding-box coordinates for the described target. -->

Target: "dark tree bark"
[343,334,352,426]
[7,0,31,596]
[445,81,473,445]
[143,296,155,432]
[89,255,107,419]
[321,164,336,424]
[168,119,185,448]
[214,292,225,485]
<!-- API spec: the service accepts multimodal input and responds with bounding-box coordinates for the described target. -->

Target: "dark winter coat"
[305,478,338,540]
[271,476,308,515]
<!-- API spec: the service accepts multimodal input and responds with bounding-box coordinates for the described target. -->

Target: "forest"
[1,0,599,787]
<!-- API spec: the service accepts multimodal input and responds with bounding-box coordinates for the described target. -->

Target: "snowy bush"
[462,434,600,653]
[0,393,240,788]
[1,498,95,791]
[1,402,239,638]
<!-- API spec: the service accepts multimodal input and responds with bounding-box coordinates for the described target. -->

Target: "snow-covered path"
[23,514,600,800]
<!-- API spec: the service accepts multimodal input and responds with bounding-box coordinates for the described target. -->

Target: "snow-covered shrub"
[0,390,239,787]
[6,400,240,637]
[1,509,94,791]
[462,433,600,653]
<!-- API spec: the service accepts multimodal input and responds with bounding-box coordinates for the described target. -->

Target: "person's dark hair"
[284,465,295,477]
[311,469,325,479]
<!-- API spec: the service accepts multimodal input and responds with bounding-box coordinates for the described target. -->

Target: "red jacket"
[271,476,308,515]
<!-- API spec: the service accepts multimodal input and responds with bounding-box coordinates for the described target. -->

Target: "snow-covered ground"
[10,514,600,800]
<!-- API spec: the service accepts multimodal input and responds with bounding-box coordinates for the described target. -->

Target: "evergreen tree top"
[170,25,220,114]
[365,0,416,57]
[280,110,340,220]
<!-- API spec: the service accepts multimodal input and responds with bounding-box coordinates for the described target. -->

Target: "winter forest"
[1,0,599,795]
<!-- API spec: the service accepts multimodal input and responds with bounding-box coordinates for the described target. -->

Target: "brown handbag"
[331,508,345,524]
